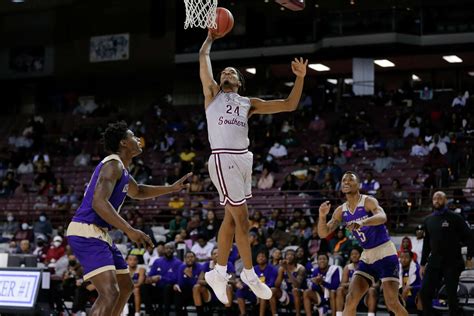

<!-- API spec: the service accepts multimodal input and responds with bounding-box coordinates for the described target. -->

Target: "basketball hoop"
[184,0,218,29]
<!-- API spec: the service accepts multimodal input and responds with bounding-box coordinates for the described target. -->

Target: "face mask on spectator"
[7,216,13,222]
[39,216,46,222]
[21,223,28,230]
[53,241,61,248]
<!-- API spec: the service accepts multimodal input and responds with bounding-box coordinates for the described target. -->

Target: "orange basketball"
[209,7,234,37]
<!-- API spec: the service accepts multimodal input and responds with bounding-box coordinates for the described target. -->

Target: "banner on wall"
[90,33,130,63]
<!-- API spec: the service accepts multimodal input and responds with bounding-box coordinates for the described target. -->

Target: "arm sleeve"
[421,220,431,266]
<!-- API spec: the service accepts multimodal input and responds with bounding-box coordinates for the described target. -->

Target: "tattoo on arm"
[327,219,341,232]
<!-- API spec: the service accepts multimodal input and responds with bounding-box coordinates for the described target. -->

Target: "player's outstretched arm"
[92,161,154,248]
[318,202,342,238]
[199,32,221,107]
[249,57,308,115]
[127,172,192,200]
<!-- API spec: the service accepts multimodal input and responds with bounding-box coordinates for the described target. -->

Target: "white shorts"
[208,149,253,206]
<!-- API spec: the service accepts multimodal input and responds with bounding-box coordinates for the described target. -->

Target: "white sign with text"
[0,270,41,308]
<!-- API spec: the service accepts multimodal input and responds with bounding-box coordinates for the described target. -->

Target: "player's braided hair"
[103,121,128,153]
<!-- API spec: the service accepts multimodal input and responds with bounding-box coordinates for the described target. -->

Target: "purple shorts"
[355,255,399,285]
[67,235,128,280]
[236,286,257,302]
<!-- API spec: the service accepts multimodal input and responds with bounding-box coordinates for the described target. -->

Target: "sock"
[243,267,258,280]
[336,312,343,316]
[318,307,325,315]
[368,313,375,316]
[216,264,227,276]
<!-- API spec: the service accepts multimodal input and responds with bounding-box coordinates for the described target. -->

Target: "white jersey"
[206,91,251,153]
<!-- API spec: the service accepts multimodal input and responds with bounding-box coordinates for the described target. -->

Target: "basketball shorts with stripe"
[208,151,253,206]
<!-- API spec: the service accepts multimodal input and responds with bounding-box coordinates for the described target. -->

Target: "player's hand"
[127,228,154,249]
[207,29,225,41]
[281,259,289,271]
[171,172,192,193]
[346,221,362,231]
[319,201,331,217]
[291,57,308,78]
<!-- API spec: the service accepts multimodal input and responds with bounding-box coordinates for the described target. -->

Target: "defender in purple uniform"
[66,121,191,316]
[318,172,408,316]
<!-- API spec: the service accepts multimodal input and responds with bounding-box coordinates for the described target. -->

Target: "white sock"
[215,264,227,276]
[368,313,375,316]
[318,307,325,315]
[336,312,343,316]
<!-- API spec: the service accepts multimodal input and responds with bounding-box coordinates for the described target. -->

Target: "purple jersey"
[342,195,390,249]
[72,155,129,230]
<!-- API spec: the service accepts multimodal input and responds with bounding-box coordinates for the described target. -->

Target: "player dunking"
[318,172,408,316]
[66,121,191,316]
[199,31,308,304]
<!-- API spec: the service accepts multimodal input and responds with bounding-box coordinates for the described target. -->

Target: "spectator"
[236,250,278,316]
[411,225,424,265]
[193,248,235,315]
[360,172,381,196]
[428,134,448,155]
[200,210,220,241]
[144,243,164,272]
[186,213,201,236]
[51,183,69,211]
[329,227,352,266]
[299,170,319,195]
[249,231,266,265]
[157,132,175,152]
[0,212,18,238]
[191,235,214,262]
[308,114,326,133]
[306,224,329,260]
[33,236,48,263]
[280,174,298,192]
[168,214,188,241]
[452,91,469,108]
[175,251,201,316]
[398,237,418,262]
[127,254,146,316]
[2,172,19,196]
[319,157,342,183]
[410,138,429,157]
[7,241,18,254]
[332,146,347,165]
[73,150,91,167]
[403,114,422,138]
[18,239,31,254]
[271,220,291,249]
[188,174,203,193]
[45,236,66,263]
[399,250,422,311]
[271,249,282,266]
[17,159,34,175]
[142,243,182,316]
[271,249,306,316]
[130,159,151,184]
[168,194,185,210]
[12,221,34,243]
[33,213,53,238]
[257,167,274,190]
[463,168,474,203]
[303,253,341,316]
[425,148,449,187]
[268,142,288,158]
[364,150,406,173]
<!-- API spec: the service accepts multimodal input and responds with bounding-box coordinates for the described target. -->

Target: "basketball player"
[318,172,408,316]
[199,31,308,304]
[66,121,191,316]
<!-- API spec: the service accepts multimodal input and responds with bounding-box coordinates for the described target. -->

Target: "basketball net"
[184,0,218,29]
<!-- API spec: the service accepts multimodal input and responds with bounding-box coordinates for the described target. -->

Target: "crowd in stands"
[0,86,473,315]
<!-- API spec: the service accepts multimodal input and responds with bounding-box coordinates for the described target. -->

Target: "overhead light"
[443,55,463,63]
[11,0,25,2]
[412,74,421,81]
[468,72,474,77]
[327,79,337,85]
[309,63,330,72]
[344,78,353,84]
[374,59,395,67]
[284,82,294,87]
[245,68,256,75]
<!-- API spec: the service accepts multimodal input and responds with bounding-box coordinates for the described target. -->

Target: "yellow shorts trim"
[360,241,397,264]
[66,222,113,246]
[354,271,375,285]
[83,265,116,281]
[116,268,130,275]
